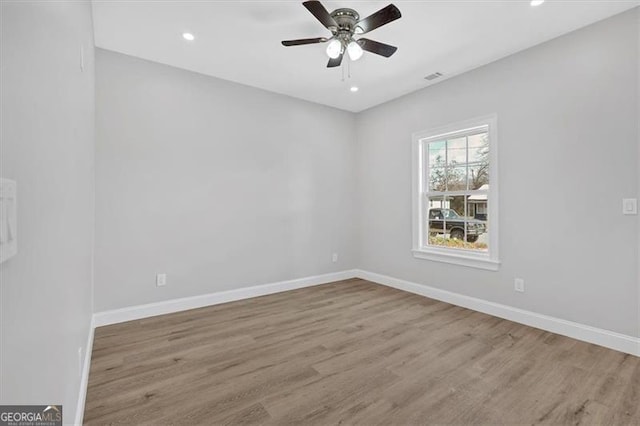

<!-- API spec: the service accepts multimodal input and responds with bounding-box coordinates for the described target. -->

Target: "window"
[412,115,499,270]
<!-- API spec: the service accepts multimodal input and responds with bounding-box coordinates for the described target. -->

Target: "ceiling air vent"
[424,72,443,81]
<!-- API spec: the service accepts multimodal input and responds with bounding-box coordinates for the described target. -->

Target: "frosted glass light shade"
[326,39,342,59]
[347,41,363,61]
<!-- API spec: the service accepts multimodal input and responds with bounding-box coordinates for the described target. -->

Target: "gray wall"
[94,49,357,311]
[637,7,640,342]
[356,10,640,337]
[0,0,95,422]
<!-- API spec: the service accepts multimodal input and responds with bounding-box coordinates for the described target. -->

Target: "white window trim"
[411,114,500,271]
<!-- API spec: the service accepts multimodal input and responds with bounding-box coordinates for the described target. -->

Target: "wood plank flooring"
[84,279,640,425]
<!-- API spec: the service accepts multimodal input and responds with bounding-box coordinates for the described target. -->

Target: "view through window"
[423,127,490,252]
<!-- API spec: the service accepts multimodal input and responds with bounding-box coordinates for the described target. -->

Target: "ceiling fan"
[281,1,401,68]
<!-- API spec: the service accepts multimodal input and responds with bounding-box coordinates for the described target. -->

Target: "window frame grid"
[411,115,499,271]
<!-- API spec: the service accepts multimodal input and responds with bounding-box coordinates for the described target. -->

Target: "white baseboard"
[74,316,95,426]
[356,269,640,357]
[92,268,639,356]
[93,270,357,327]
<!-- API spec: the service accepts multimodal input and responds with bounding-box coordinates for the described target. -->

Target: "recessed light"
[182,32,195,41]
[350,86,359,93]
[530,0,545,6]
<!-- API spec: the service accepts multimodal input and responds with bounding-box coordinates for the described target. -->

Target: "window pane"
[428,140,446,168]
[468,132,489,190]
[427,196,448,213]
[466,193,488,221]
[446,137,467,166]
[447,196,466,219]
[446,166,467,191]
[427,196,446,247]
[468,133,488,164]
[468,164,489,190]
[429,167,447,191]
[426,196,469,249]
[465,195,489,252]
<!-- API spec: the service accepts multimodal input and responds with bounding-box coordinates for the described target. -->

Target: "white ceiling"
[92,0,639,112]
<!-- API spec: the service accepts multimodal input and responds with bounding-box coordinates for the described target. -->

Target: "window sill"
[412,248,500,271]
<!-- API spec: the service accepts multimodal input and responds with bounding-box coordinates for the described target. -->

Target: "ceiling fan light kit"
[282,1,401,68]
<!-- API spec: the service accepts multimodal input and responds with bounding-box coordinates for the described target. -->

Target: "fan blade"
[327,52,343,68]
[357,38,398,58]
[303,1,338,31]
[282,37,327,46]
[356,4,401,34]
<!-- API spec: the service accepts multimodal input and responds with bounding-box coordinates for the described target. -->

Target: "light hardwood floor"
[84,279,639,425]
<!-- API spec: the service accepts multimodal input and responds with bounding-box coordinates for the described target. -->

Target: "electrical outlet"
[514,278,525,293]
[332,253,338,263]
[156,273,167,287]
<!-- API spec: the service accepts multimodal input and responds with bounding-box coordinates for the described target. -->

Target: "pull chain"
[340,56,351,82]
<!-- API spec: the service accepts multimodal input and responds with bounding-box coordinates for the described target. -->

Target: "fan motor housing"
[330,8,359,34]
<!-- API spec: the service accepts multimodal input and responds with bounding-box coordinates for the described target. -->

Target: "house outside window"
[411,115,499,270]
